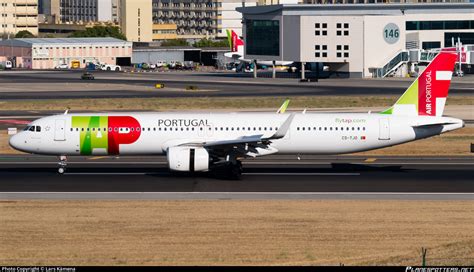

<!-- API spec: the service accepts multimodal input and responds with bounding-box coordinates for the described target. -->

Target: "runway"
[0,155,472,200]
[0,70,472,99]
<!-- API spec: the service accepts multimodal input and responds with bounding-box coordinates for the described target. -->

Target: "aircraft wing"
[179,113,295,157]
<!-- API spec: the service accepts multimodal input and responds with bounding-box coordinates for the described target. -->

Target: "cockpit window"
[36,126,41,132]
[28,126,35,132]
[23,126,31,131]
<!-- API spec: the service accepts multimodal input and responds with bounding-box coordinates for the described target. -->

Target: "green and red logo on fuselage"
[72,116,141,155]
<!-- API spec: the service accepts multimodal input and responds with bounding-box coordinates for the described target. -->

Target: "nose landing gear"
[58,155,67,174]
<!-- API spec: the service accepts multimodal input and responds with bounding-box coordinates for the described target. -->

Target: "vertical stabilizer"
[381,52,457,117]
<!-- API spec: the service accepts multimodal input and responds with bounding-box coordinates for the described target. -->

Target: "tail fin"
[226,30,244,53]
[381,52,457,117]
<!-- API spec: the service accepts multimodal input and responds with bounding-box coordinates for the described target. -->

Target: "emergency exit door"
[378,118,390,140]
[55,119,66,141]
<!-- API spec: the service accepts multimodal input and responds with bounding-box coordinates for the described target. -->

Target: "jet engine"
[167,146,210,172]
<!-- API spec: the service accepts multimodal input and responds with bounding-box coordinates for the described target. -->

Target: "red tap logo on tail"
[418,53,456,116]
[231,30,244,53]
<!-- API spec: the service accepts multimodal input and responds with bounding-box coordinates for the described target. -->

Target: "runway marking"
[88,156,108,160]
[243,173,360,176]
[2,192,473,195]
[63,172,361,176]
[364,158,377,163]
[0,161,473,165]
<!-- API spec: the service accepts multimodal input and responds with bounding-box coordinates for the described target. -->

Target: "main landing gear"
[213,160,242,180]
[228,160,243,180]
[58,155,67,174]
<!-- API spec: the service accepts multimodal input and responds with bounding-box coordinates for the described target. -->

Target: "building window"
[315,45,328,58]
[336,22,350,36]
[246,20,280,56]
[315,22,328,36]
[407,20,474,31]
[336,45,349,58]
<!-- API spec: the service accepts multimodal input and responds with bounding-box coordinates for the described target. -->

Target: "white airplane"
[224,30,294,67]
[9,52,463,179]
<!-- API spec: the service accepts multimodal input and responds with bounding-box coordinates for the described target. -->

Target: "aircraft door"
[54,119,66,141]
[378,118,390,140]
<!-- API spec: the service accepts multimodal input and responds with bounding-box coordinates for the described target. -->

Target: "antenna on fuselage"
[64,107,70,115]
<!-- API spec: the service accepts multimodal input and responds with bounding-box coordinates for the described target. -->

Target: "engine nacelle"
[167,146,209,172]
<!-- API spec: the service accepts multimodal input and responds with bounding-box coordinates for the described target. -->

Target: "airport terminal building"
[0,37,132,69]
[238,3,474,78]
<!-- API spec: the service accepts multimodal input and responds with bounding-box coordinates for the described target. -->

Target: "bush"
[193,38,229,48]
[15,30,35,38]
[69,26,126,40]
[160,39,189,46]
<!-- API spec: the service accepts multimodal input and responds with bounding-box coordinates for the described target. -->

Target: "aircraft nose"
[9,133,23,151]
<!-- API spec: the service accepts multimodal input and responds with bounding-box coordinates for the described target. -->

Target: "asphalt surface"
[0,70,472,99]
[0,155,472,200]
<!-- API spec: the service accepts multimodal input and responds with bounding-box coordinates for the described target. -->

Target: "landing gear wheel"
[58,155,67,175]
[228,161,242,180]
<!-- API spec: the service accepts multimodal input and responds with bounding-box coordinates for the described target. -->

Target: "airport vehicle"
[224,30,293,67]
[9,53,463,178]
[55,63,69,69]
[81,72,94,80]
[71,60,81,69]
[100,64,121,72]
[1,60,12,70]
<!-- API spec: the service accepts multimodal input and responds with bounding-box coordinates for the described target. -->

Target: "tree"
[15,30,35,38]
[160,39,190,46]
[69,25,126,40]
[193,38,229,48]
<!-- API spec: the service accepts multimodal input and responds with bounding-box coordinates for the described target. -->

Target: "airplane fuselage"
[10,112,463,156]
